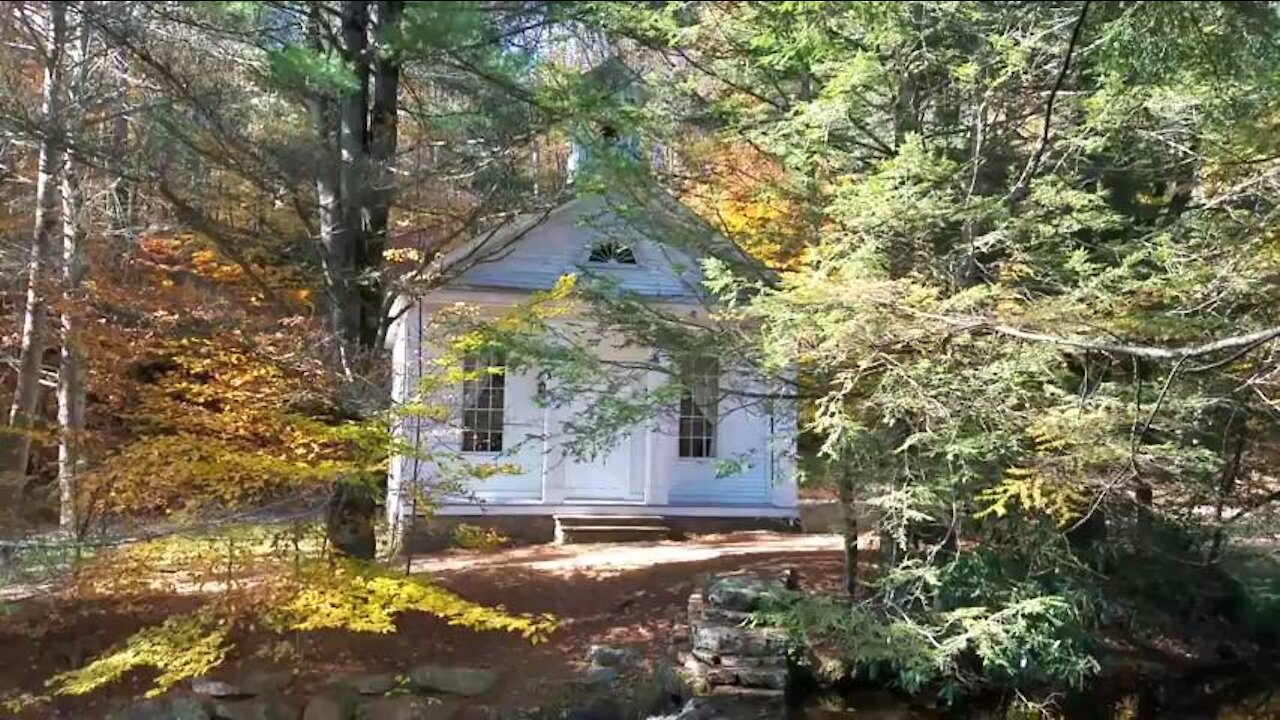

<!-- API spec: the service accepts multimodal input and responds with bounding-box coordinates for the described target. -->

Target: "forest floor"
[0,531,845,719]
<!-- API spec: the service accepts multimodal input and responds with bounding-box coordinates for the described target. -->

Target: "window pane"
[461,353,505,452]
[678,357,718,458]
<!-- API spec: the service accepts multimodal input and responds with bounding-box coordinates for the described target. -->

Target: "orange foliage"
[678,140,812,269]
[57,230,358,521]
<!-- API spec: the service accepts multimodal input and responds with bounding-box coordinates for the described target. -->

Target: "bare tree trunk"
[107,50,134,262]
[311,92,346,359]
[58,1,90,534]
[305,4,353,375]
[3,1,68,489]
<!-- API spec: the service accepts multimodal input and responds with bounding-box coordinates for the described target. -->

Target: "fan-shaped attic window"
[587,241,637,265]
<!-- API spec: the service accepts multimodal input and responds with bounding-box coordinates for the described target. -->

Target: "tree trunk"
[837,457,859,597]
[304,3,353,372]
[1208,425,1247,564]
[887,70,920,280]
[107,47,135,263]
[363,0,401,348]
[311,87,347,361]
[58,2,90,534]
[3,1,67,489]
[326,481,377,560]
[334,0,370,350]
[315,1,384,561]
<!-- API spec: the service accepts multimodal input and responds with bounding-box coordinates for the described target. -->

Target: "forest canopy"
[2,1,1280,717]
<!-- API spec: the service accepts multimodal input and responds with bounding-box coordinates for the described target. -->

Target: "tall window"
[461,353,504,452]
[678,357,719,458]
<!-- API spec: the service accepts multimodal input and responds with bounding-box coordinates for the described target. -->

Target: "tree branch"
[896,305,1280,361]
[1010,1,1090,200]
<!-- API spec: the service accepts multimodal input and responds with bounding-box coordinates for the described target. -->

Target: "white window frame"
[678,357,719,459]
[460,352,505,453]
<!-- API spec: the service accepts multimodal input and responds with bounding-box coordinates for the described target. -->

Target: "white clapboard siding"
[665,368,774,506]
[386,191,799,520]
[455,195,705,299]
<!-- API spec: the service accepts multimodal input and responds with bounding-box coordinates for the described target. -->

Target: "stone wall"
[107,664,503,720]
[401,514,799,552]
[670,574,792,718]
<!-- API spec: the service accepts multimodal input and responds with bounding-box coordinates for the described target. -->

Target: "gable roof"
[439,192,748,301]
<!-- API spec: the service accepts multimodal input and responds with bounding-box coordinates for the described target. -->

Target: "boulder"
[581,666,620,687]
[356,695,456,720]
[172,697,217,720]
[303,688,357,720]
[679,654,736,687]
[733,668,788,691]
[700,606,754,625]
[193,678,246,698]
[691,625,788,657]
[407,665,499,697]
[243,671,294,696]
[585,644,640,669]
[348,673,399,696]
[704,575,786,613]
[668,626,691,649]
[109,696,212,720]
[690,647,785,669]
[211,695,300,720]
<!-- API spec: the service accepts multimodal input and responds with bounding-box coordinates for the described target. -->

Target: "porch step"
[554,515,670,544]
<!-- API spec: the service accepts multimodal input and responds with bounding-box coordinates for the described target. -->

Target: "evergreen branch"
[895,305,1280,361]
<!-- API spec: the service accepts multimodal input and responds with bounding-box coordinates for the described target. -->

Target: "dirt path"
[2,532,843,718]
[411,531,842,577]
[410,532,844,712]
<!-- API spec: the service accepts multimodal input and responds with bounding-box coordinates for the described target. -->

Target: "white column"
[541,388,567,505]
[770,389,799,509]
[644,369,671,507]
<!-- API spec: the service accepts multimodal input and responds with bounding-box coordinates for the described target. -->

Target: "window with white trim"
[678,357,719,458]
[461,352,504,452]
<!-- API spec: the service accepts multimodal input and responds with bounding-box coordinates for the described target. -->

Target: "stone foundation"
[401,514,556,552]
[663,516,798,539]
[401,513,799,553]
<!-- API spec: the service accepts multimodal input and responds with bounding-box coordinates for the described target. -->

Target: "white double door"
[560,430,644,501]
[549,387,647,503]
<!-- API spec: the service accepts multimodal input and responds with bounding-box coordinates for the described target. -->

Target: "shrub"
[451,524,512,552]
